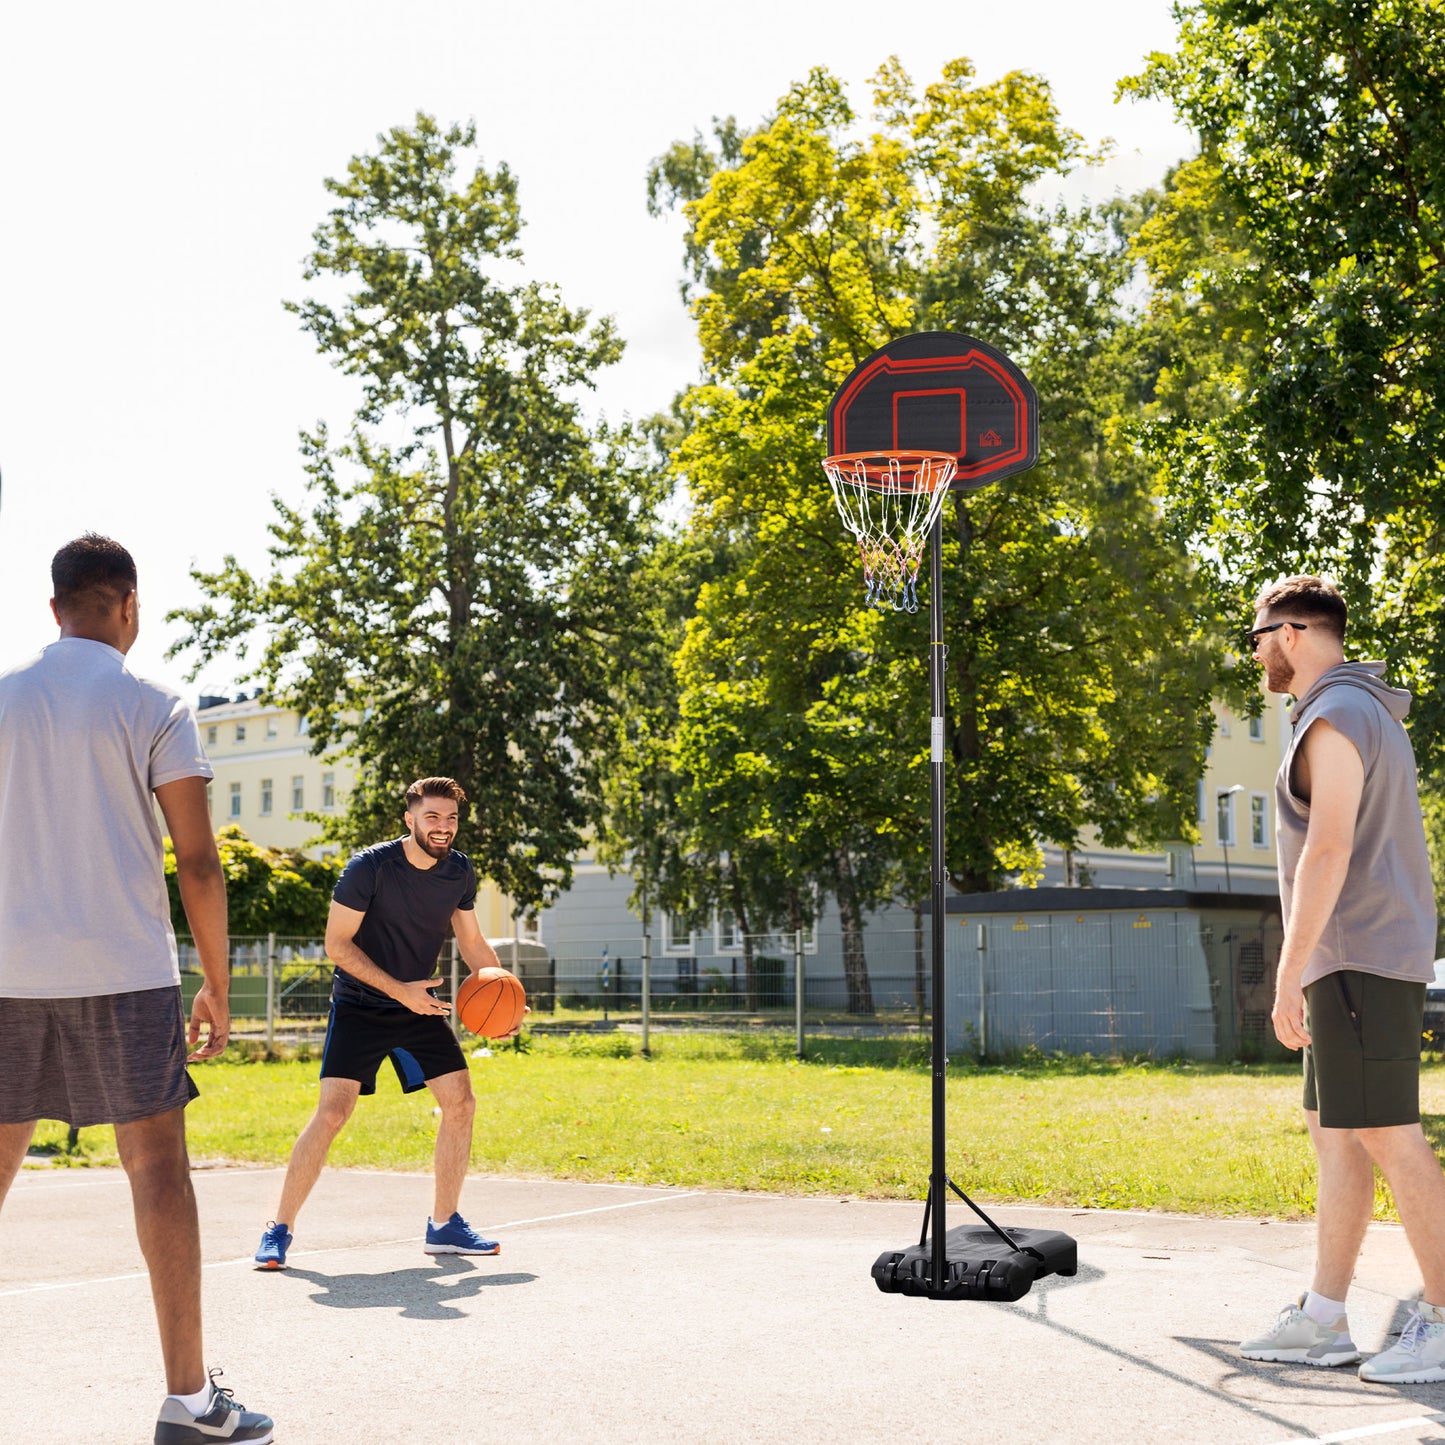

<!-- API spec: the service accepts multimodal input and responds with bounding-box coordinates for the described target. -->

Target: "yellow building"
[1042,692,1290,894]
[197,693,522,938]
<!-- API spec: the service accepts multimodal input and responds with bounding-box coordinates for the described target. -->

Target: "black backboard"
[826,331,1038,491]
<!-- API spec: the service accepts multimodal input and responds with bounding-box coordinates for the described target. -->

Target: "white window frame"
[265,717,279,739]
[1216,790,1237,847]
[1248,715,1265,742]
[259,779,273,817]
[205,724,218,746]
[321,771,336,811]
[660,913,695,955]
[1250,793,1269,849]
[234,723,246,743]
[291,775,305,812]
[228,782,242,819]
[1216,711,1230,738]
[715,913,738,952]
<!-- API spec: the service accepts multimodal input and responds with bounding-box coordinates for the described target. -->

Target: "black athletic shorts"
[319,999,468,1095]
[1303,969,1426,1129]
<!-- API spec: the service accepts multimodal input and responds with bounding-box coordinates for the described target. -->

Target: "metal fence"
[179,909,1289,1061]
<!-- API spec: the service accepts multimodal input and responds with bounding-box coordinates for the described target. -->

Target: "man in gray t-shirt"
[0,535,272,1443]
[1238,575,1445,1386]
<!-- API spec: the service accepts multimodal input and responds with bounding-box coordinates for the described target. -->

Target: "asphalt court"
[7,1166,1445,1444]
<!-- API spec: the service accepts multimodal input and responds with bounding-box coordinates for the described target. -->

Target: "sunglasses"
[1243,621,1309,651]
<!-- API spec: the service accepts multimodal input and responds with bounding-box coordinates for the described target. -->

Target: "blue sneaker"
[253,1221,292,1270]
[425,1213,500,1256]
[154,1368,273,1443]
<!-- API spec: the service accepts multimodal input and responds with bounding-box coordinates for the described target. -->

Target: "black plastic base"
[872,1225,1078,1301]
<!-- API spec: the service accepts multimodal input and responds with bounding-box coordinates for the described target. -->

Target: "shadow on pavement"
[281,1257,538,1320]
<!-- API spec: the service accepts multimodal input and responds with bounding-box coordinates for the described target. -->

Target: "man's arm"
[155,776,230,1061]
[1273,719,1364,1050]
[324,900,451,1015]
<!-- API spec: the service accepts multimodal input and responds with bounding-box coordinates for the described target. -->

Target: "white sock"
[1303,1290,1347,1324]
[169,1383,214,1416]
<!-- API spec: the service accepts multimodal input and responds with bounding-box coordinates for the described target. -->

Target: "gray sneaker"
[1359,1300,1445,1383]
[1240,1294,1361,1367]
[154,1370,273,1444]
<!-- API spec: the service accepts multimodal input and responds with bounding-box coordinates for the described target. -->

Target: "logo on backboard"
[979,429,1003,448]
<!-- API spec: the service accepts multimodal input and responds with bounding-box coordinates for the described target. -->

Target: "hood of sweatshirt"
[1290,659,1412,726]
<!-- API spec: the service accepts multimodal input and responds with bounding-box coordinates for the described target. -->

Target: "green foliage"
[164,826,340,936]
[643,60,1222,911]
[167,115,668,909]
[1124,0,1445,766]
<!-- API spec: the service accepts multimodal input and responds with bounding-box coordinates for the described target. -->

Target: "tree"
[1124,0,1445,766]
[164,827,340,937]
[169,115,667,912]
[642,59,1221,992]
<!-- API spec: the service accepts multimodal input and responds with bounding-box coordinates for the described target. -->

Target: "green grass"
[27,1035,1445,1220]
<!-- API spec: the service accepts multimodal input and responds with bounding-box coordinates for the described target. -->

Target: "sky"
[0,0,1195,701]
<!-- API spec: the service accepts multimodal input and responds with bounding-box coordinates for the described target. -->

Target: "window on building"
[1248,715,1265,742]
[291,776,305,812]
[259,779,273,816]
[296,715,310,736]
[229,782,242,819]
[266,717,278,739]
[1196,780,1206,826]
[660,914,695,954]
[205,725,218,746]
[1217,790,1237,847]
[1216,711,1230,738]
[322,771,336,811]
[1251,794,1269,848]
[235,723,246,743]
[716,914,738,951]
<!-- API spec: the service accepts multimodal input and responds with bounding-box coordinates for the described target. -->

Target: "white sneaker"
[1240,1294,1362,1367]
[1359,1301,1445,1383]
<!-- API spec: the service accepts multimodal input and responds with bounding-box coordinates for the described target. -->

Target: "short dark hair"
[405,776,467,810]
[1253,574,1348,642]
[51,534,137,618]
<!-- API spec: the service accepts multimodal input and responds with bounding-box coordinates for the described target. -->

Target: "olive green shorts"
[1302,969,1425,1129]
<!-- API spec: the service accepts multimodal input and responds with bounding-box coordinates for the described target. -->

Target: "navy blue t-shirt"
[330,838,478,1008]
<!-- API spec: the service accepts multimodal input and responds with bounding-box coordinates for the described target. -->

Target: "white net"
[822,451,957,612]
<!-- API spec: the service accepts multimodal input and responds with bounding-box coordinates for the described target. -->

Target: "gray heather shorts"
[0,985,199,1127]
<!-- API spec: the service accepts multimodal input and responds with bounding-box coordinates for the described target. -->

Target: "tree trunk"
[724,856,755,1011]
[949,498,993,893]
[832,844,874,1016]
[913,900,926,1030]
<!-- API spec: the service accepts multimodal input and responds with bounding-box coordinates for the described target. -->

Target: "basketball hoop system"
[821,450,957,612]
[823,332,1076,1303]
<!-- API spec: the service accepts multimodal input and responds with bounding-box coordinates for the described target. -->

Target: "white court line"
[0,1189,702,1298]
[1268,1413,1445,1444]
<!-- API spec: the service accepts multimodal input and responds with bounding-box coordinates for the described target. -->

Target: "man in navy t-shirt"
[253,776,515,1268]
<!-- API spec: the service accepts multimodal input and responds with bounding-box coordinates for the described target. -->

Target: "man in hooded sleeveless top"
[1238,575,1445,1383]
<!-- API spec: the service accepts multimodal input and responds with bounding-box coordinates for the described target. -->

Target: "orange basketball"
[456,967,527,1039]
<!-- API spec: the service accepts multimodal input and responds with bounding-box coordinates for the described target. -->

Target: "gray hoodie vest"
[1276,660,1436,987]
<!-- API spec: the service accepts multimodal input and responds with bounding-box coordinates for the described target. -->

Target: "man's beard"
[1262,652,1295,694]
[411,824,453,859]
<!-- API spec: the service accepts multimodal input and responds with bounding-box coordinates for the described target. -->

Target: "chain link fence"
[183,909,1294,1061]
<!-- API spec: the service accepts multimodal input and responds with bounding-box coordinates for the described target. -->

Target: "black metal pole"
[928,511,947,1294]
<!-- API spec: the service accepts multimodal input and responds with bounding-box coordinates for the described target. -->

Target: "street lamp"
[1218,784,1245,893]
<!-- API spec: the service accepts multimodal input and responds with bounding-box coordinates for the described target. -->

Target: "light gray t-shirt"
[1275,661,1437,988]
[0,638,213,998]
